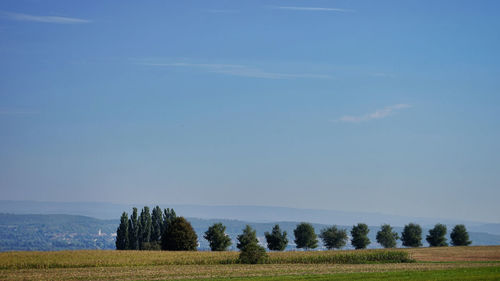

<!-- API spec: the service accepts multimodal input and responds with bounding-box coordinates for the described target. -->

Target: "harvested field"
[1,246,499,280]
[1,262,499,281]
[406,245,500,262]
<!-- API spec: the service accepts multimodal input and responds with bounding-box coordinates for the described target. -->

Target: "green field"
[187,267,500,281]
[1,246,499,280]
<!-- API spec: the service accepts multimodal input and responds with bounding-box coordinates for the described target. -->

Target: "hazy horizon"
[1,199,499,225]
[1,1,499,223]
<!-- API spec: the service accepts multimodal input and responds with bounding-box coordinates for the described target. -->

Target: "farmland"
[1,246,499,280]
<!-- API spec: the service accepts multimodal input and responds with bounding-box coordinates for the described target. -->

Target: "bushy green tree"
[401,223,422,247]
[294,222,318,250]
[127,207,139,250]
[351,223,370,249]
[237,225,258,250]
[319,225,348,250]
[376,224,399,248]
[450,224,472,246]
[161,217,198,251]
[236,225,267,264]
[116,212,129,250]
[265,224,288,251]
[150,206,163,245]
[426,223,448,247]
[239,242,268,264]
[204,223,232,251]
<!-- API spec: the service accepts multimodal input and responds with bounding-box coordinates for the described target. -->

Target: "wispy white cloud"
[139,62,331,80]
[274,6,354,12]
[337,104,411,123]
[0,11,91,24]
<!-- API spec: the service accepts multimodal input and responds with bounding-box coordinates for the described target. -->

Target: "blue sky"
[1,0,499,223]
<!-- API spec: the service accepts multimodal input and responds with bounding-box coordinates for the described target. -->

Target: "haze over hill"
[2,213,500,252]
[1,200,499,236]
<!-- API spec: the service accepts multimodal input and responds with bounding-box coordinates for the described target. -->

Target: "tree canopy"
[294,222,318,250]
[426,223,448,247]
[163,208,177,230]
[237,224,268,263]
[376,224,399,248]
[401,223,422,247]
[115,212,129,250]
[265,224,288,251]
[350,223,370,249]
[139,207,152,250]
[161,217,198,251]
[319,225,348,250]
[237,225,259,250]
[150,206,163,245]
[450,224,472,246]
[204,223,232,251]
[238,240,268,264]
[127,207,139,250]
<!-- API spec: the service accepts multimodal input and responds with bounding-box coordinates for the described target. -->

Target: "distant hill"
[1,200,499,235]
[0,214,116,251]
[2,213,500,252]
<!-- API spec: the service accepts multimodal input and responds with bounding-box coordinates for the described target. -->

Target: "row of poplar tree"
[115,206,178,250]
[116,206,472,251]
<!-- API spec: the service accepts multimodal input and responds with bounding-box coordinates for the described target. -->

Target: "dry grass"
[406,246,500,262]
[1,262,499,281]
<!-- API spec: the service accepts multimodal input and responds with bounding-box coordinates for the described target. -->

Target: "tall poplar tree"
[163,208,177,232]
[151,206,163,245]
[139,206,152,249]
[116,212,129,250]
[128,207,139,250]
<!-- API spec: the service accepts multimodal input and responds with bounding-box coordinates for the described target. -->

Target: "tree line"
[115,206,181,250]
[116,207,472,252]
[293,222,471,250]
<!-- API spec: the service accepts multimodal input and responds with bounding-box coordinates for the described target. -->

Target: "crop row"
[0,249,413,269]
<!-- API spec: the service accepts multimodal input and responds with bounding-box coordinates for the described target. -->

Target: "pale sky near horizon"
[1,0,499,223]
